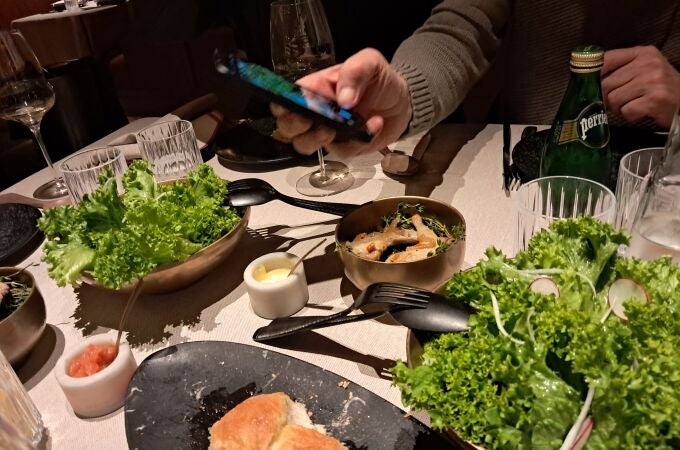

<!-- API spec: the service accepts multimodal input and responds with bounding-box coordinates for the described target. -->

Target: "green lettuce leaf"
[122,160,157,206]
[42,237,96,286]
[39,163,240,288]
[392,218,679,450]
[79,168,125,233]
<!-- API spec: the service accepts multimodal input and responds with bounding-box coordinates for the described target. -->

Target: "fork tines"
[228,178,273,193]
[227,180,250,191]
[373,282,430,296]
[508,167,522,191]
[369,283,431,307]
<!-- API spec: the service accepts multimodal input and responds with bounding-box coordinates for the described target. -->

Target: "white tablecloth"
[3,123,528,449]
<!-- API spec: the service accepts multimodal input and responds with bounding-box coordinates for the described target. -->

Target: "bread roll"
[208,392,344,450]
[208,392,288,450]
[270,425,346,450]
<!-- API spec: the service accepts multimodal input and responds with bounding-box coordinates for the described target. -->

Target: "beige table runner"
[3,123,523,449]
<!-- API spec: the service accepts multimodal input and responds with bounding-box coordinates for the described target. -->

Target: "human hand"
[602,46,680,128]
[271,48,412,157]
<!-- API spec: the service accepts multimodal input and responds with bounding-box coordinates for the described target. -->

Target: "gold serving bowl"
[335,196,465,291]
[0,267,46,365]
[80,207,251,295]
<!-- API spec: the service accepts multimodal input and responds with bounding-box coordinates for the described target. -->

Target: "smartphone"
[216,55,372,143]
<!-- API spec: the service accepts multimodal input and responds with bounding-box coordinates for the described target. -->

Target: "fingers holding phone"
[271,103,386,157]
[272,48,412,157]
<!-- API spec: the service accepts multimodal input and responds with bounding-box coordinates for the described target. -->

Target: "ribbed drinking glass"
[516,175,616,252]
[136,120,202,182]
[614,147,664,232]
[60,146,128,204]
[0,349,44,449]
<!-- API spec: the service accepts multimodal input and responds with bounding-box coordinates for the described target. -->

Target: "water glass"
[627,110,680,262]
[63,0,80,11]
[136,120,202,182]
[516,176,616,251]
[60,147,128,204]
[0,350,44,449]
[614,147,664,232]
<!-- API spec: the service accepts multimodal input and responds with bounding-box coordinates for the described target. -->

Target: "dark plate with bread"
[124,341,458,449]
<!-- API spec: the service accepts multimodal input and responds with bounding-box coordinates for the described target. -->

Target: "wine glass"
[0,30,68,199]
[270,0,354,197]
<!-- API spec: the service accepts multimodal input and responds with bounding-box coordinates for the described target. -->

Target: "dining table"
[1,122,528,449]
[11,2,130,68]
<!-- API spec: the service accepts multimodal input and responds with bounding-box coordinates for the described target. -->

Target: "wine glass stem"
[317,149,327,180]
[28,123,58,178]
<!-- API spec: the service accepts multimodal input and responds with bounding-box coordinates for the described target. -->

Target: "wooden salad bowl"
[80,207,250,294]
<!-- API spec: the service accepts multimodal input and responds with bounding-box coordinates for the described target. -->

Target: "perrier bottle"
[540,45,612,185]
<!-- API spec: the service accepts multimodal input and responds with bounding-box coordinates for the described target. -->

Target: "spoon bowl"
[226,187,273,207]
[379,133,431,177]
[390,294,471,332]
[380,150,420,176]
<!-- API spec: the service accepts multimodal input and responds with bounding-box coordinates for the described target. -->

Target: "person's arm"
[392,0,510,135]
[272,0,510,156]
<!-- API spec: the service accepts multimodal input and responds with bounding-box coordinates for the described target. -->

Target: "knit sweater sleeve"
[391,0,510,135]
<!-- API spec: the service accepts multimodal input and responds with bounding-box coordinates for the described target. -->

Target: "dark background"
[128,0,438,66]
[0,0,439,190]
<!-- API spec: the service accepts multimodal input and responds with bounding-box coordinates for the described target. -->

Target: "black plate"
[216,117,315,168]
[0,204,43,266]
[125,341,458,450]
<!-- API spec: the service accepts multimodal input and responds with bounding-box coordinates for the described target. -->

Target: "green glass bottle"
[540,45,612,185]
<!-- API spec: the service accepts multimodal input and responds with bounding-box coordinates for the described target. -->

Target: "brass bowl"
[81,207,251,294]
[335,196,465,291]
[0,267,46,365]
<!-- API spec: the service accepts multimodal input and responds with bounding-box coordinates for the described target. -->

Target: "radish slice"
[607,278,649,320]
[529,277,560,298]
[560,387,595,450]
[570,418,593,450]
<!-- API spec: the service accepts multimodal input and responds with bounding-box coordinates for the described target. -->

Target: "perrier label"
[540,45,612,186]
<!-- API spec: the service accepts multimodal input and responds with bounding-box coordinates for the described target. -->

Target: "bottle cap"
[570,45,604,73]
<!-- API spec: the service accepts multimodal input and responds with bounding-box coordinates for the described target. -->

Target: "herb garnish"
[381,202,465,255]
[0,274,31,321]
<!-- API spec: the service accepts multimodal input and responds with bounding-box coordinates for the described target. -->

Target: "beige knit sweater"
[391,0,680,132]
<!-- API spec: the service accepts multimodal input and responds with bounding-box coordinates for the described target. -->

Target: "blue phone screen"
[232,58,356,127]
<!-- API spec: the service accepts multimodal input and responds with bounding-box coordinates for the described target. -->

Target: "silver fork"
[252,282,430,341]
[227,178,275,193]
[502,123,522,193]
[508,165,522,191]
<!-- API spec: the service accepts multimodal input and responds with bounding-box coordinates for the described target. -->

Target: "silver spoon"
[379,149,421,176]
[287,238,327,277]
[379,133,431,177]
[114,278,145,356]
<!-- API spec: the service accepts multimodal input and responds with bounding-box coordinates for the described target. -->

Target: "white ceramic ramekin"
[243,252,309,319]
[54,334,137,418]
